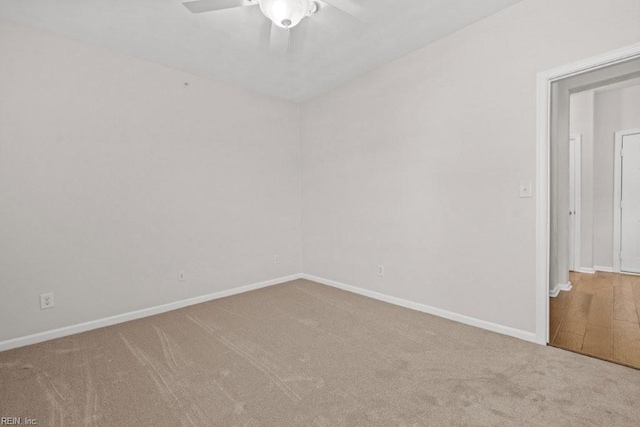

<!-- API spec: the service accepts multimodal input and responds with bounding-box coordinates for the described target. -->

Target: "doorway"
[614,129,640,273]
[550,82,640,368]
[537,43,640,368]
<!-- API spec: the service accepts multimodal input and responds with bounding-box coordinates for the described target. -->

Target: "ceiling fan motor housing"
[259,0,314,28]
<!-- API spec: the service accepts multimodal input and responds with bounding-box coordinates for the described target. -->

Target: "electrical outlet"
[377,264,385,277]
[274,255,280,264]
[178,270,186,282]
[40,293,54,310]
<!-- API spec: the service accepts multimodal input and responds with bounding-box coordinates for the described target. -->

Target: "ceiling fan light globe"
[259,0,311,28]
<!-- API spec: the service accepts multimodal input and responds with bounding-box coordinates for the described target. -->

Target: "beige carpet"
[1,279,640,426]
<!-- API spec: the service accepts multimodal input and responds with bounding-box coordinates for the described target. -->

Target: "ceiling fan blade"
[313,1,369,39]
[269,23,290,54]
[182,0,253,14]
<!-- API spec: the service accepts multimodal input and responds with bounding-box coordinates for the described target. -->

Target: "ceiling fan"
[182,0,367,52]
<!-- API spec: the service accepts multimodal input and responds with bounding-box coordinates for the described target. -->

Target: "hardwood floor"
[550,271,640,368]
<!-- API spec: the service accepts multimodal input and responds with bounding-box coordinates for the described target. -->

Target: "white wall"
[569,84,640,271]
[301,0,640,333]
[570,91,595,270]
[593,84,640,268]
[0,20,301,342]
[3,0,640,345]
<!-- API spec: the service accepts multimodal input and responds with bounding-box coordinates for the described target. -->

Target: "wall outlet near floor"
[377,264,385,277]
[40,293,55,310]
[178,270,186,282]
[274,255,280,264]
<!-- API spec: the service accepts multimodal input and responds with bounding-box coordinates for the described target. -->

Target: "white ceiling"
[0,0,523,101]
[594,76,640,94]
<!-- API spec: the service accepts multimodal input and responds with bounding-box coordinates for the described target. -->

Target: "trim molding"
[0,274,303,353]
[301,274,538,344]
[569,134,582,272]
[536,42,640,346]
[576,268,596,274]
[549,281,572,298]
[594,265,614,273]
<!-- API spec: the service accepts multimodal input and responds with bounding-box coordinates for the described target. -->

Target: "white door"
[620,133,640,273]
[568,136,580,271]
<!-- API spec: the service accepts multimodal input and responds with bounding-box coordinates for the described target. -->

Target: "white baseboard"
[0,274,303,353]
[549,281,572,298]
[300,274,538,344]
[576,268,595,274]
[594,265,614,273]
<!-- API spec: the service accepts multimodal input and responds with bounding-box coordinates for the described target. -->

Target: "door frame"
[535,42,640,345]
[569,134,582,272]
[613,128,640,273]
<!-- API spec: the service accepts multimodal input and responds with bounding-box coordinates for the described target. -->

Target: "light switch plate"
[519,181,532,198]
